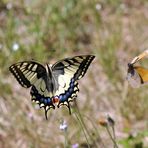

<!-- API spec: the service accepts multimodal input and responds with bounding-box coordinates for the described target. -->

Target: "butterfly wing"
[9,61,47,88]
[9,61,55,119]
[127,64,148,88]
[51,55,95,111]
[135,66,148,83]
[127,64,142,88]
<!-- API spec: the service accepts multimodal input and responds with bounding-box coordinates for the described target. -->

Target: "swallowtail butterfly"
[9,55,95,119]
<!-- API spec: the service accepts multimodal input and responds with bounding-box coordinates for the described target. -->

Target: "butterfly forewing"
[52,55,95,80]
[9,61,47,88]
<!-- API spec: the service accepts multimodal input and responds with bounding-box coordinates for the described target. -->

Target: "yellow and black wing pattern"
[9,61,46,88]
[9,55,95,119]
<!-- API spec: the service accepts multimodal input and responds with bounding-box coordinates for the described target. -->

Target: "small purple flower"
[59,120,68,131]
[72,143,79,148]
[28,112,33,119]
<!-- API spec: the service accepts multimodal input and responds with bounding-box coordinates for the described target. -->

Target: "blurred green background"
[0,0,148,147]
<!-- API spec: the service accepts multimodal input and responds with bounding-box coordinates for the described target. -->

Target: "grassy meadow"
[0,0,148,147]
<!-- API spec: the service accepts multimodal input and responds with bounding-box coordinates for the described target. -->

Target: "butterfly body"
[9,55,95,119]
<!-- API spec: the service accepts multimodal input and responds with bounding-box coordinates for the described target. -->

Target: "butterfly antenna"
[31,58,35,61]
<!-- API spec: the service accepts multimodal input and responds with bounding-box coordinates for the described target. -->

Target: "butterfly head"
[127,63,135,76]
[46,64,52,74]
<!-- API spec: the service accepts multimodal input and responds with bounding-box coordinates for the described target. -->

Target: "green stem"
[64,130,68,148]
[74,112,91,148]
[83,115,106,148]
[106,125,118,148]
[74,102,94,138]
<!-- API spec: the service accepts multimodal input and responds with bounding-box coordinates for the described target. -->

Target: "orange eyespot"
[52,96,60,104]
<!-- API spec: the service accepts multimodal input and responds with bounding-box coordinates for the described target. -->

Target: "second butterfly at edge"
[127,49,148,88]
[9,55,95,119]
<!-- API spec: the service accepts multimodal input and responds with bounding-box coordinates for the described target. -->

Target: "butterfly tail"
[68,103,72,115]
[45,109,48,120]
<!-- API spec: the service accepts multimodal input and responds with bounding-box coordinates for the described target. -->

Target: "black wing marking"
[9,61,46,88]
[52,55,95,80]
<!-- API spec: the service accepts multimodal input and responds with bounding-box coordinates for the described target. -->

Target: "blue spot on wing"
[66,91,71,97]
[47,98,51,104]
[58,78,79,106]
[30,86,55,108]
[40,98,44,103]
[44,99,47,104]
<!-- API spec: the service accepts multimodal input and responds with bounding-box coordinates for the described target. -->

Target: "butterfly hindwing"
[30,86,55,119]
[57,78,79,114]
